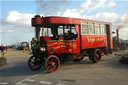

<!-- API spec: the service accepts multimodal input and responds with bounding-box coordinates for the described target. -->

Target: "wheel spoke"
[45,55,60,72]
[28,56,42,71]
[54,59,57,63]
[47,61,52,65]
[53,65,57,71]
[51,58,54,62]
[47,65,52,69]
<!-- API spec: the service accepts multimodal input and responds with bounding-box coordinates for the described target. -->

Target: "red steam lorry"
[28,15,113,73]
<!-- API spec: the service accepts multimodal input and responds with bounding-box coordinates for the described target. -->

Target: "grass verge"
[119,53,128,64]
[0,57,7,67]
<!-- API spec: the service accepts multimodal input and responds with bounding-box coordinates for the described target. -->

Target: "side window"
[100,24,106,34]
[100,24,103,34]
[104,25,106,34]
[95,24,100,34]
[81,21,106,35]
[58,25,63,36]
[48,28,53,37]
[88,23,94,34]
[72,25,77,35]
[40,28,53,37]
[81,22,88,35]
[64,25,70,33]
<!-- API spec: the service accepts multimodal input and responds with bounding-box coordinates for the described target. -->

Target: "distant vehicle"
[17,42,29,50]
[28,15,113,73]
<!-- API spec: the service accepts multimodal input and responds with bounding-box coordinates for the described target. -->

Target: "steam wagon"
[28,15,113,72]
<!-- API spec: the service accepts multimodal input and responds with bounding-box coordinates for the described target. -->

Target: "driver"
[67,30,74,40]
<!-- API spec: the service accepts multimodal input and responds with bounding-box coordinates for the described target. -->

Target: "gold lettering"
[88,38,104,42]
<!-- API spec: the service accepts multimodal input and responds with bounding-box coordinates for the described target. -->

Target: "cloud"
[57,9,123,25]
[80,0,116,12]
[123,15,128,24]
[1,23,34,33]
[106,1,116,8]
[90,12,124,25]
[0,11,35,45]
[6,11,34,26]
[57,9,81,18]
[119,27,128,39]
[1,11,35,33]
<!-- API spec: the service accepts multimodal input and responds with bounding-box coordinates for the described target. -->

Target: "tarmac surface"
[0,49,128,85]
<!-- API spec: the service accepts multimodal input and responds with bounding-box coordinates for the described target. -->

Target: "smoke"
[124,16,128,24]
[117,16,128,30]
[36,0,71,15]
[117,24,124,30]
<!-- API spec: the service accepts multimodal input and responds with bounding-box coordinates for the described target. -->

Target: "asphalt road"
[0,50,128,85]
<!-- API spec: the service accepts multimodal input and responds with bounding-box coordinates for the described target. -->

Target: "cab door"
[72,25,80,53]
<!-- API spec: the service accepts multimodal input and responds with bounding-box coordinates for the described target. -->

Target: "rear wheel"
[28,56,42,71]
[45,55,60,73]
[88,56,93,61]
[89,49,102,63]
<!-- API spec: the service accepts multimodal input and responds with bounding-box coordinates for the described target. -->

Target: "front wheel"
[45,55,60,73]
[28,56,42,71]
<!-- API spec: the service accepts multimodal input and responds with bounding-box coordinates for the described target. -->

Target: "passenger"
[53,34,59,40]
[67,30,75,40]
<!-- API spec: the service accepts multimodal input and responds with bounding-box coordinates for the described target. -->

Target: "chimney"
[32,15,42,41]
[116,29,119,43]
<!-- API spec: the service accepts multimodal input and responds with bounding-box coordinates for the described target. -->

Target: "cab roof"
[43,16,112,25]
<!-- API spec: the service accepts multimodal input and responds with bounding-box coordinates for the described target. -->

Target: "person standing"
[0,44,5,57]
[5,45,8,51]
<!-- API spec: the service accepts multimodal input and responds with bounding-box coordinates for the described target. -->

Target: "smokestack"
[35,26,40,41]
[32,15,42,41]
[116,29,119,43]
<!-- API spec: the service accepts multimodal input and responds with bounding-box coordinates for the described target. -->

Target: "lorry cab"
[39,24,80,54]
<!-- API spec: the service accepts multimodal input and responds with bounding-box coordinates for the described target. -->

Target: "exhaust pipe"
[32,15,42,41]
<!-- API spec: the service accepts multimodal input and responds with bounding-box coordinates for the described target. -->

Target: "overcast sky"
[0,0,128,45]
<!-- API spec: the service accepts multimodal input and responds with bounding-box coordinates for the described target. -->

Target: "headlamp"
[40,47,46,52]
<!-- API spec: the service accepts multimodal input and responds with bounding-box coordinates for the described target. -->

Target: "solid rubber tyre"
[45,55,60,73]
[28,56,42,71]
[89,49,102,63]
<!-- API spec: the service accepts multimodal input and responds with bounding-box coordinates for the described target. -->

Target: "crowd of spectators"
[0,44,8,57]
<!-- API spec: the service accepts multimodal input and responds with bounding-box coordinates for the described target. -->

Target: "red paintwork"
[32,17,43,26]
[32,16,111,26]
[32,16,113,55]
[81,35,107,49]
[46,40,79,54]
[46,56,59,72]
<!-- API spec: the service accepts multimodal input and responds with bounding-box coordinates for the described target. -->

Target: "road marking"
[57,84,66,85]
[15,74,39,85]
[40,81,53,84]
[0,82,8,85]
[25,79,35,82]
